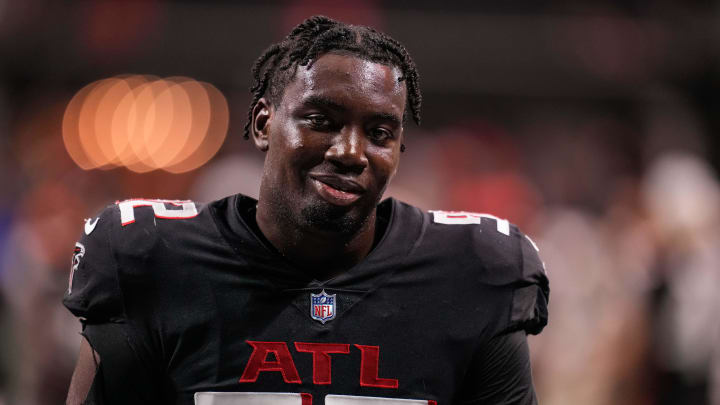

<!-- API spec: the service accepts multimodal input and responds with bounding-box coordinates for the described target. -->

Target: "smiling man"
[64,16,549,405]
[252,51,407,279]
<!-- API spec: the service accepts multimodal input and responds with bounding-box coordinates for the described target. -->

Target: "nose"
[324,126,368,173]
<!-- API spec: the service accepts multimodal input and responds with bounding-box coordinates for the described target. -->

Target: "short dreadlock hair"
[244,15,421,140]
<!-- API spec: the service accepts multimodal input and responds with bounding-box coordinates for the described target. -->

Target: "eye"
[368,127,393,143]
[305,114,332,130]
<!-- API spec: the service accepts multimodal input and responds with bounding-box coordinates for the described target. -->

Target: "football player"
[65,16,549,405]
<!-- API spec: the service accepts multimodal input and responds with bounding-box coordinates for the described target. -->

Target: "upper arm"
[454,227,547,404]
[66,323,163,405]
[457,331,537,405]
[63,206,125,323]
[66,338,99,405]
[63,206,164,403]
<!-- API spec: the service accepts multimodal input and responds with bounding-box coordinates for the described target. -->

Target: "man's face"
[254,53,407,234]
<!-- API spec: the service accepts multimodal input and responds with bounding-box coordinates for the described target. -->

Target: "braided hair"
[244,16,421,144]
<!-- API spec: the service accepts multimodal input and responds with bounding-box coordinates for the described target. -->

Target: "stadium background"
[1,1,719,404]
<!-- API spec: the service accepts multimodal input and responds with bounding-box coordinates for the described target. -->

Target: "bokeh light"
[62,75,229,173]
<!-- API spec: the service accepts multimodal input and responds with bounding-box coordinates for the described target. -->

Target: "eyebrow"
[302,95,403,127]
[303,95,347,112]
[371,112,402,128]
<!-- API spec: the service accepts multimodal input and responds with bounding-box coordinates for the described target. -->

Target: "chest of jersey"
[124,248,507,405]
[65,198,545,404]
[104,199,522,405]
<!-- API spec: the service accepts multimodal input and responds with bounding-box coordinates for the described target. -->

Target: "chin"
[300,199,372,234]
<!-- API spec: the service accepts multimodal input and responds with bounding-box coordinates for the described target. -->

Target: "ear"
[251,98,273,152]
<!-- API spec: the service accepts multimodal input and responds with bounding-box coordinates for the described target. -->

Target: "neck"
[255,203,377,280]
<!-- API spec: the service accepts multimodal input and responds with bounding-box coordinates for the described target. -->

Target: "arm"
[66,323,162,405]
[457,331,537,405]
[64,207,161,403]
[66,338,99,405]
[443,217,547,404]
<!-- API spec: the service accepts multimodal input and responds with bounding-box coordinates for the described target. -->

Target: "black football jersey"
[63,194,549,405]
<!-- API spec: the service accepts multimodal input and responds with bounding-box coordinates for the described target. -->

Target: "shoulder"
[62,197,230,323]
[416,208,550,335]
[109,197,248,258]
[424,211,538,280]
[114,198,213,237]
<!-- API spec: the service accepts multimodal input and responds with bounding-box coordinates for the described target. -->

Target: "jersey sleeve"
[81,323,163,404]
[63,205,126,324]
[426,211,550,336]
[461,228,548,403]
[64,206,166,402]
[457,330,537,405]
[505,233,549,335]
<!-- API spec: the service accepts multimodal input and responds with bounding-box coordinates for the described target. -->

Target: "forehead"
[281,53,407,117]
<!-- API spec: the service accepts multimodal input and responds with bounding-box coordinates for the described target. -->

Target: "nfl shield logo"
[310,290,336,324]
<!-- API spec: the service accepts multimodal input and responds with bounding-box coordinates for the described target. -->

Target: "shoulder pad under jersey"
[427,210,549,335]
[62,198,205,323]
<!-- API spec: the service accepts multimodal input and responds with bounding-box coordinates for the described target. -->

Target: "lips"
[309,174,365,206]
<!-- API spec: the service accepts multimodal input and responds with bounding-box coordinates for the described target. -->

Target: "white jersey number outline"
[118,199,198,226]
[430,210,510,236]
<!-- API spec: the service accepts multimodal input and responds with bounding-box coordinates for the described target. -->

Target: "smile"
[310,176,364,206]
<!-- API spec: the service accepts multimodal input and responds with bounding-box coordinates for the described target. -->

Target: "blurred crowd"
[1,1,720,405]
